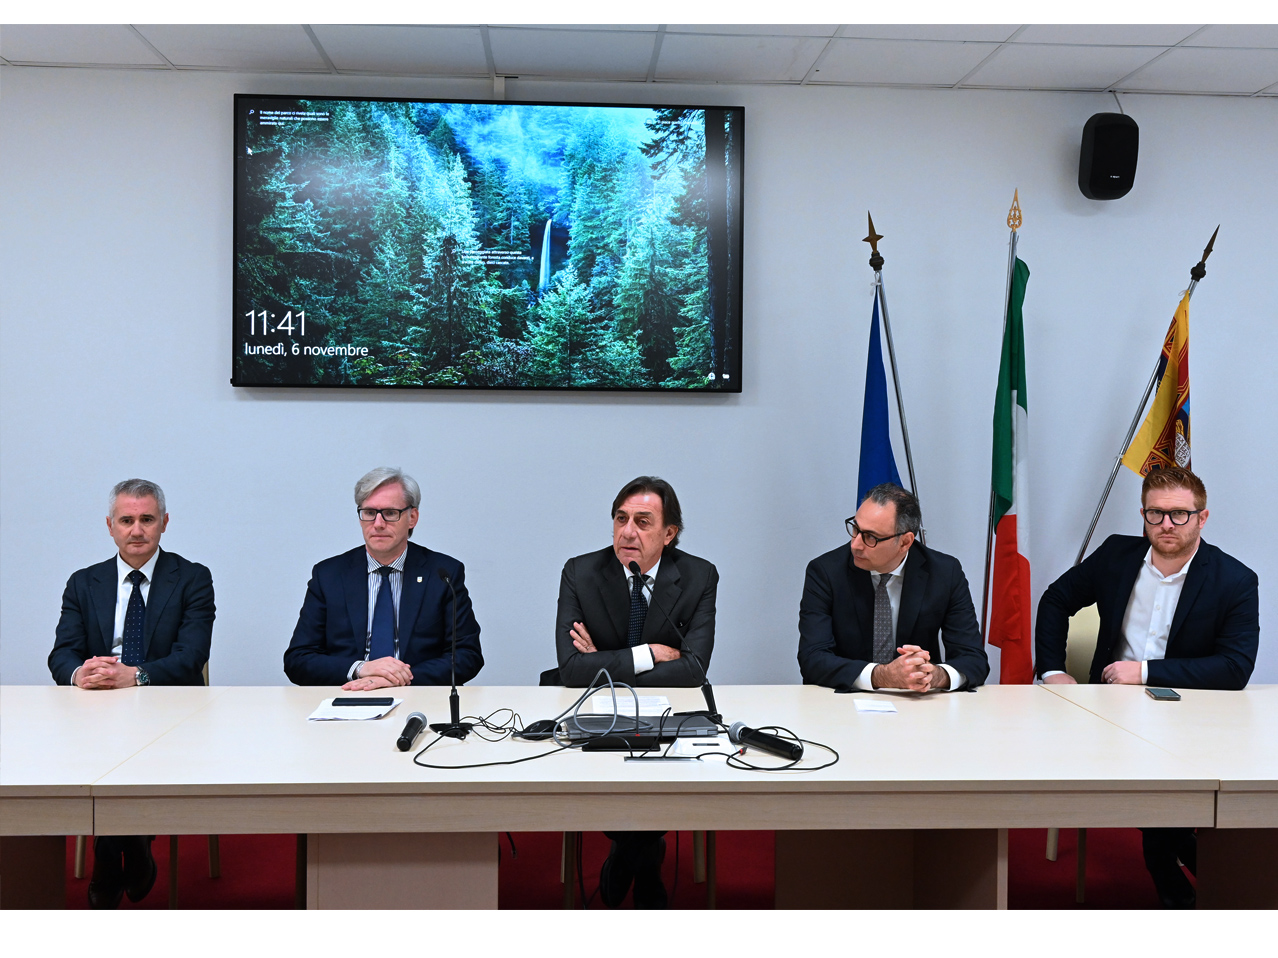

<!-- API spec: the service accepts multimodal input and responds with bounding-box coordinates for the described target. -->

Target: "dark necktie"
[626,573,648,647]
[369,566,396,660]
[872,572,894,663]
[121,569,146,666]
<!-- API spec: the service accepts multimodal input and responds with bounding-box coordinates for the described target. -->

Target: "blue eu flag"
[857,292,902,503]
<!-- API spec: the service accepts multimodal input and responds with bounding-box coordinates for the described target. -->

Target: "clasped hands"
[872,645,950,692]
[570,621,681,663]
[74,656,139,689]
[342,656,413,691]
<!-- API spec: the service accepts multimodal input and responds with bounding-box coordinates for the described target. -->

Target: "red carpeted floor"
[65,828,1169,909]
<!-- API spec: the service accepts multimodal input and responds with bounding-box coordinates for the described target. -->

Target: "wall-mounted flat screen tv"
[233,95,744,391]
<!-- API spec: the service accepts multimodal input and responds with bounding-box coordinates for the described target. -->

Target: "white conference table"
[1,683,1225,909]
[1043,683,1278,908]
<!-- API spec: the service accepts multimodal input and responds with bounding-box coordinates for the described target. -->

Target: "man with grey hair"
[49,478,215,907]
[284,467,482,688]
[798,483,988,692]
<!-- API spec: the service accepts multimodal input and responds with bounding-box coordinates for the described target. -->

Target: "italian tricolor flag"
[988,258,1033,684]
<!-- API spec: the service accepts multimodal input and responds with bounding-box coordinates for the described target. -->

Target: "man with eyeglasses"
[1035,465,1258,908]
[283,467,482,689]
[798,483,988,692]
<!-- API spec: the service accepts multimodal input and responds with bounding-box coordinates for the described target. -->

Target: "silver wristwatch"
[135,667,150,686]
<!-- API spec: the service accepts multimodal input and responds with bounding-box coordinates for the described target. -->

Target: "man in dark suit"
[1036,466,1258,908]
[556,476,718,908]
[284,467,482,689]
[798,483,989,692]
[49,478,215,908]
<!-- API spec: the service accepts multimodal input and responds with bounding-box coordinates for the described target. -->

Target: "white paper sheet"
[308,698,402,721]
[853,698,898,713]
[590,694,671,716]
[665,734,734,758]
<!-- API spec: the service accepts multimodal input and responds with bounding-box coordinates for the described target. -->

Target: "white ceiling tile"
[0,25,163,65]
[964,43,1160,90]
[310,25,488,75]
[1181,25,1278,48]
[499,25,658,32]
[1013,25,1200,46]
[1117,46,1278,94]
[838,25,1019,42]
[487,27,654,78]
[813,39,1000,86]
[133,25,328,72]
[655,33,828,82]
[670,25,839,37]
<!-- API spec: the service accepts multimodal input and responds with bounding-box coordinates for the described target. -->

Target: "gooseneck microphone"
[728,722,804,761]
[429,569,474,740]
[628,560,721,723]
[397,712,428,751]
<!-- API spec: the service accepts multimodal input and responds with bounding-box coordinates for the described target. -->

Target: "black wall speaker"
[1079,113,1139,200]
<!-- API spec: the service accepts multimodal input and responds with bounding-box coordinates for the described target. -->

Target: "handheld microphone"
[429,569,473,740]
[728,722,804,761]
[628,560,720,723]
[396,712,428,751]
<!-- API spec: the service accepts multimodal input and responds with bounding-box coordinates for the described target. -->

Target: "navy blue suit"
[49,549,215,686]
[1035,534,1258,689]
[798,542,990,690]
[283,541,482,686]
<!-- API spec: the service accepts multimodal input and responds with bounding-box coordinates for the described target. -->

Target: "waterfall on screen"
[538,218,552,290]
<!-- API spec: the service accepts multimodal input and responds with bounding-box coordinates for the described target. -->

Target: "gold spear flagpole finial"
[864,212,884,271]
[1007,189,1023,231]
[1190,225,1220,282]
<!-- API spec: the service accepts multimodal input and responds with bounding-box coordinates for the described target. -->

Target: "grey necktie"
[872,572,894,663]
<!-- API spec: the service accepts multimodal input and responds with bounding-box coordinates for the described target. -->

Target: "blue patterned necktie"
[626,573,648,647]
[872,572,894,663]
[121,569,146,666]
[369,566,396,660]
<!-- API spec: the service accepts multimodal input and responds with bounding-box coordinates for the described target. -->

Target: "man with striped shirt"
[284,467,482,688]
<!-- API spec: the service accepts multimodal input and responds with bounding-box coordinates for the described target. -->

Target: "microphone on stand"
[429,569,474,740]
[396,712,428,751]
[628,560,721,723]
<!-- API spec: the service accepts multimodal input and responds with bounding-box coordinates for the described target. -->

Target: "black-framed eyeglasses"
[845,518,906,548]
[1141,508,1201,526]
[357,507,409,523]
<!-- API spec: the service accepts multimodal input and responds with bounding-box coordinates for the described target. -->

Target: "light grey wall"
[2,66,1274,686]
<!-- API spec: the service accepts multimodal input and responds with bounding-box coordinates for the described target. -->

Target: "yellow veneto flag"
[1122,291,1191,476]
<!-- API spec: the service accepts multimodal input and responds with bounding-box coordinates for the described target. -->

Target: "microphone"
[429,569,473,740]
[396,712,427,751]
[628,560,721,723]
[728,722,804,761]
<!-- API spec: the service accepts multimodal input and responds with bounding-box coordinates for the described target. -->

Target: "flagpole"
[1073,226,1218,566]
[864,214,922,540]
[981,192,1022,639]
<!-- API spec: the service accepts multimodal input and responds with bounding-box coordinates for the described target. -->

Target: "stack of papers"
[308,698,402,721]
[590,694,671,716]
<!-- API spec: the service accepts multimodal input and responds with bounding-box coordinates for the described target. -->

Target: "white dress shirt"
[70,550,161,685]
[851,551,966,691]
[1042,545,1197,684]
[623,558,661,674]
[1116,546,1197,684]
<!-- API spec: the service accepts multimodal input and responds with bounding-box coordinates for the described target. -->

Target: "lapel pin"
[417,576,423,583]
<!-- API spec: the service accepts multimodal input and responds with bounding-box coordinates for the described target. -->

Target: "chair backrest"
[1065,604,1101,683]
[538,668,562,687]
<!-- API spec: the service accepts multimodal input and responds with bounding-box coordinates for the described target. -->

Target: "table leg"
[305,833,498,909]
[0,836,65,909]
[775,829,1007,909]
[1197,828,1278,909]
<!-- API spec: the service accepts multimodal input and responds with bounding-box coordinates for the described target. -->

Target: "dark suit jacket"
[556,546,717,688]
[283,541,483,687]
[1035,534,1258,690]
[48,549,215,686]
[797,542,990,690]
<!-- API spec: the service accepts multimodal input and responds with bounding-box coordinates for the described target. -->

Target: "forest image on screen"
[234,98,743,389]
